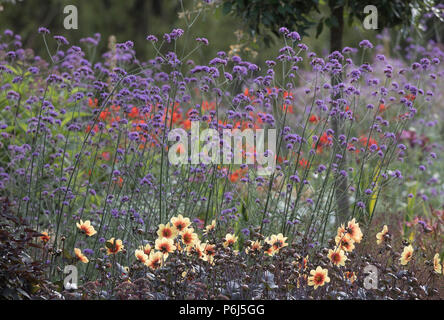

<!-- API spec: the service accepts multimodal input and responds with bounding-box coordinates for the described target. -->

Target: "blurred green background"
[0,0,443,67]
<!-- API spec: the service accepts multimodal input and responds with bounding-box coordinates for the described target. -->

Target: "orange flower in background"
[101,151,111,161]
[85,124,99,134]
[359,135,378,150]
[133,119,146,132]
[40,231,50,243]
[309,114,319,123]
[157,223,178,239]
[88,98,98,108]
[277,156,286,164]
[400,245,413,265]
[76,219,97,237]
[347,143,360,154]
[229,168,243,183]
[308,266,330,289]
[99,108,110,121]
[115,176,123,187]
[283,90,292,99]
[378,103,386,112]
[313,132,332,153]
[433,253,442,274]
[299,157,309,168]
[223,233,238,248]
[202,100,216,111]
[182,119,192,130]
[128,106,139,118]
[398,112,411,120]
[319,132,331,145]
[328,249,347,267]
[106,238,124,255]
[155,237,176,256]
[282,104,293,113]
[135,249,148,264]
[171,111,182,125]
[110,116,121,124]
[243,88,255,100]
[405,94,416,101]
[111,104,121,113]
[301,255,308,270]
[170,214,191,233]
[74,248,89,263]
[376,225,389,245]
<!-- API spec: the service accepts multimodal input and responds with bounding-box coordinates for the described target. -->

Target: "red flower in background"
[309,115,319,123]
[282,104,293,113]
[99,108,110,121]
[202,100,216,111]
[128,106,139,118]
[299,157,308,168]
[101,151,110,161]
[229,168,247,183]
[359,135,378,150]
[313,132,332,153]
[88,98,98,108]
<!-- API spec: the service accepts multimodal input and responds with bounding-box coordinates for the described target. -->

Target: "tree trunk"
[329,1,349,225]
[152,0,162,16]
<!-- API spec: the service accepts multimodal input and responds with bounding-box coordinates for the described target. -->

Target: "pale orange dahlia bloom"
[308,266,330,289]
[170,214,191,233]
[376,225,388,245]
[76,219,97,237]
[74,248,89,263]
[400,245,413,266]
[106,237,124,255]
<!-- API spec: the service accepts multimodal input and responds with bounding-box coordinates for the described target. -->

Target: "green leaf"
[368,162,382,218]
[61,112,90,128]
[222,2,232,15]
[406,183,417,221]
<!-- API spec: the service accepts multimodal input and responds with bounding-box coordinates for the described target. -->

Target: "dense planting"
[0,24,443,299]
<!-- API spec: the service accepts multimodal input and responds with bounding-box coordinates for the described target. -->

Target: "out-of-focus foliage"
[0,197,56,299]
[222,0,441,46]
[0,0,177,59]
[222,0,319,46]
[0,0,244,62]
